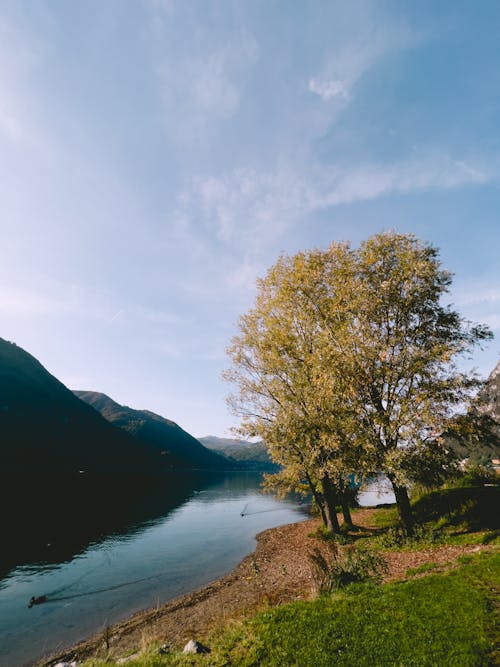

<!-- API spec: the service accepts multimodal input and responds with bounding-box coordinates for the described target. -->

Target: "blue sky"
[1,0,499,437]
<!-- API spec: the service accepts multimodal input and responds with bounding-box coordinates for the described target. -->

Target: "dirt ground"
[39,509,491,666]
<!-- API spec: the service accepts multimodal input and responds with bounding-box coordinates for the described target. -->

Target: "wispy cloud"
[454,287,500,306]
[308,78,350,102]
[179,153,489,255]
[307,10,419,107]
[451,282,500,339]
[313,154,488,208]
[148,3,258,142]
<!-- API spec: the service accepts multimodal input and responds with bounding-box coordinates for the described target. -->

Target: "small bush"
[374,523,443,549]
[308,525,352,545]
[308,543,387,593]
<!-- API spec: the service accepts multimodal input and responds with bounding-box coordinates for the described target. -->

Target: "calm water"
[357,476,395,507]
[0,472,308,667]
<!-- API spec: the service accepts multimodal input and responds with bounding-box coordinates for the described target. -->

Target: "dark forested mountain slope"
[0,338,157,480]
[75,391,233,470]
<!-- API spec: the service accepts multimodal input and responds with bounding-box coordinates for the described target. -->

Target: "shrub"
[308,543,387,593]
[308,525,352,545]
[374,523,443,549]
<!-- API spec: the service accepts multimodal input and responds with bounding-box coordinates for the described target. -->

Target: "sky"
[1,0,499,438]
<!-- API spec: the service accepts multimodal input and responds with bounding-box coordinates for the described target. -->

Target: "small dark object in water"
[28,595,47,608]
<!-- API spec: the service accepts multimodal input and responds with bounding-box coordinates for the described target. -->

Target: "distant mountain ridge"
[75,391,232,470]
[199,436,278,471]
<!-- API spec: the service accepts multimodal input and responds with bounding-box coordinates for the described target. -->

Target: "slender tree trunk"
[341,495,353,526]
[321,473,340,533]
[388,475,414,536]
[315,496,328,528]
[305,471,327,527]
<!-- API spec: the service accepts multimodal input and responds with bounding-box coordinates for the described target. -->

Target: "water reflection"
[0,471,231,578]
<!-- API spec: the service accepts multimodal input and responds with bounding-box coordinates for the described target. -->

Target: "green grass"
[369,485,500,549]
[405,561,441,577]
[211,552,499,667]
[411,486,499,531]
[371,504,399,529]
[83,551,499,667]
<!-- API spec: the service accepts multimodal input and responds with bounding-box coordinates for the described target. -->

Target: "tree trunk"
[305,471,327,527]
[321,473,340,533]
[341,495,353,526]
[315,497,328,528]
[388,475,414,536]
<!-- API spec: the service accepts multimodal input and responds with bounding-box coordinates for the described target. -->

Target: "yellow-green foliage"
[224,232,492,534]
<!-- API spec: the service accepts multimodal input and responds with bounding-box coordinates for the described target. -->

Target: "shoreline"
[37,507,488,666]
[37,515,320,666]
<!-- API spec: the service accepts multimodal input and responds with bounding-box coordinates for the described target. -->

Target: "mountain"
[476,358,500,423]
[445,358,500,464]
[74,391,233,470]
[0,338,158,481]
[199,436,278,471]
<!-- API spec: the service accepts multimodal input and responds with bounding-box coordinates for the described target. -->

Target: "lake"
[0,471,395,667]
[0,472,308,667]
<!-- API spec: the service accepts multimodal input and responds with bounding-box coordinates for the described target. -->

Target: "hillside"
[75,391,233,470]
[199,436,278,471]
[445,358,500,463]
[476,357,500,423]
[0,338,158,480]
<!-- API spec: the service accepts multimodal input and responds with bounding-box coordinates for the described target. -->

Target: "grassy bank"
[82,551,499,667]
[79,485,499,667]
[209,551,498,667]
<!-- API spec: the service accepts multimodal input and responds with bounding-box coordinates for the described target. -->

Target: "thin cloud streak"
[107,309,124,324]
[178,154,490,255]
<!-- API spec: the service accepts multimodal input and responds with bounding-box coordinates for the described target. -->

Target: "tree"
[225,232,492,535]
[332,233,492,532]
[224,248,362,533]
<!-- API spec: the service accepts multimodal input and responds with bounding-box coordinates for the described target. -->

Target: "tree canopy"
[224,232,492,533]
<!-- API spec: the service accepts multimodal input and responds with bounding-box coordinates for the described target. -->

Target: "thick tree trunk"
[321,473,341,533]
[341,495,353,526]
[388,475,414,536]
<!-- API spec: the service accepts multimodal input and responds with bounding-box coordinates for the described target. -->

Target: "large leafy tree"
[224,248,362,532]
[336,233,491,532]
[225,232,492,534]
